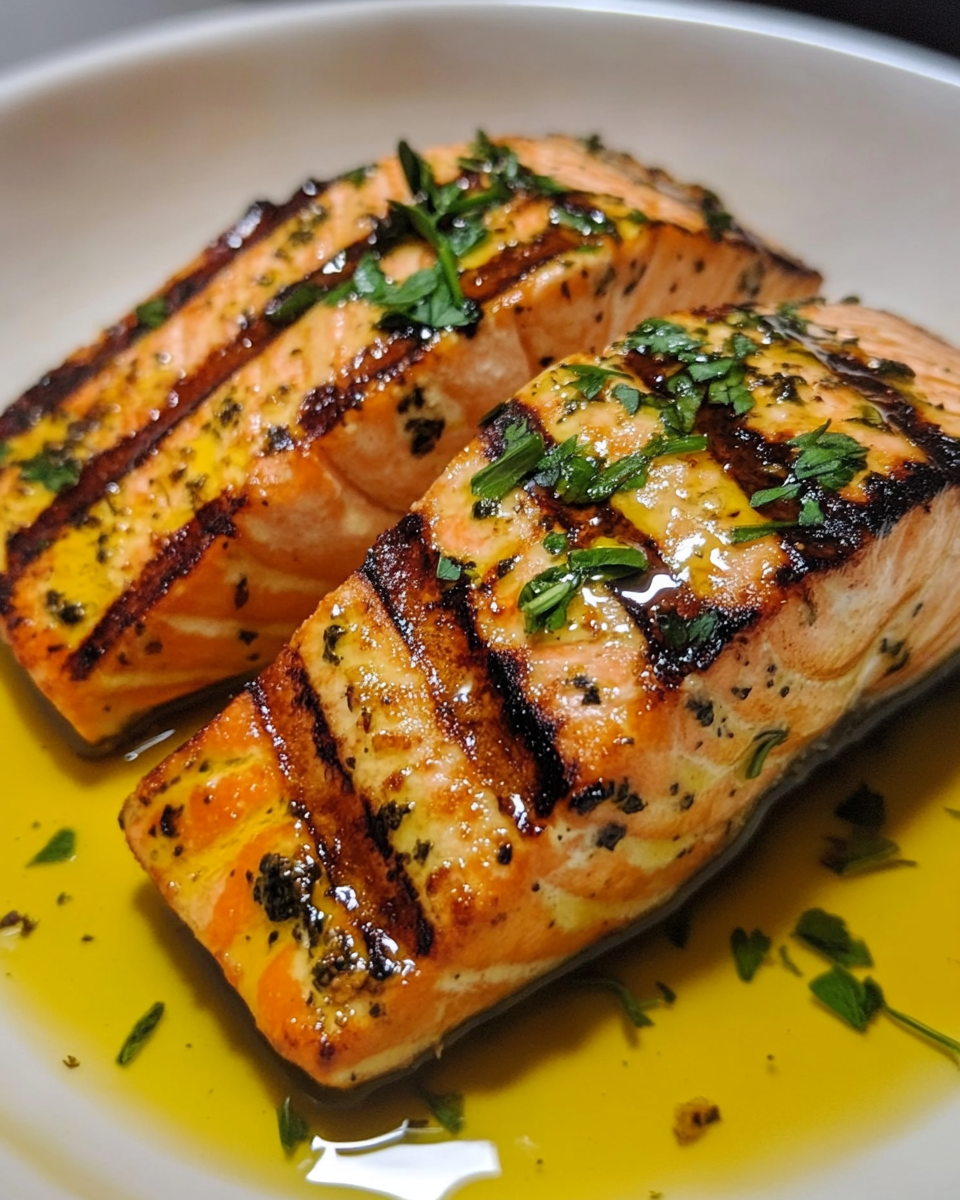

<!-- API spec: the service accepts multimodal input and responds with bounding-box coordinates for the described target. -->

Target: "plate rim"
[2,0,960,113]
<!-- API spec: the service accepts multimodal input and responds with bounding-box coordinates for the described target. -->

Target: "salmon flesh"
[122,300,960,1090]
[0,134,818,747]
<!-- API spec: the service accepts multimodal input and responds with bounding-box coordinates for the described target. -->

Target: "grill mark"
[66,493,247,681]
[297,223,585,439]
[0,187,321,443]
[261,646,435,961]
[2,235,373,587]
[359,513,549,834]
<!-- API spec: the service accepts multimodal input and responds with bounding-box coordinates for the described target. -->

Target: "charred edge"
[361,800,435,956]
[297,224,587,441]
[286,649,355,789]
[2,236,372,587]
[361,513,548,836]
[391,860,435,957]
[0,187,320,443]
[66,494,247,681]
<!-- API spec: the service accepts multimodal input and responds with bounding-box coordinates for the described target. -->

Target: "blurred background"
[0,0,957,75]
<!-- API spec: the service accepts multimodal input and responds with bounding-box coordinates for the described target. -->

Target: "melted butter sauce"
[1,644,958,1200]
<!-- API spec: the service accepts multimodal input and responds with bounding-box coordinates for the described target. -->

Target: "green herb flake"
[612,382,645,415]
[656,609,719,652]
[28,828,76,866]
[421,1088,465,1135]
[731,927,772,981]
[116,1001,165,1065]
[518,544,647,634]
[656,980,677,1004]
[339,164,373,187]
[820,831,915,876]
[562,362,630,402]
[793,907,872,967]
[552,204,615,238]
[470,421,545,502]
[580,976,656,1028]
[745,728,788,779]
[700,189,733,241]
[135,297,168,329]
[622,318,704,361]
[779,945,803,976]
[809,966,884,1032]
[19,448,81,494]
[543,532,569,556]
[277,1095,311,1152]
[777,300,810,335]
[436,555,462,582]
[883,1006,960,1059]
[266,281,325,326]
[835,784,885,828]
[729,520,798,545]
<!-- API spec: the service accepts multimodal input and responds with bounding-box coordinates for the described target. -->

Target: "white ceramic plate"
[2,3,959,1198]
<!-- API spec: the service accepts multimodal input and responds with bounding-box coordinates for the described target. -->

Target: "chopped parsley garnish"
[793,907,872,967]
[277,1096,310,1152]
[19,448,82,494]
[551,203,615,238]
[470,421,546,501]
[457,130,566,200]
[436,555,462,582]
[135,297,168,329]
[731,927,771,981]
[809,966,884,1032]
[562,362,630,402]
[834,783,885,829]
[809,967,960,1059]
[324,252,478,332]
[339,164,373,187]
[543,531,569,555]
[622,318,704,361]
[612,382,645,415]
[776,300,810,335]
[656,609,719,652]
[745,728,788,779]
[738,421,868,541]
[821,831,915,876]
[578,975,674,1028]
[420,1087,465,1135]
[518,544,647,633]
[779,945,803,976]
[116,1001,165,1065]
[27,828,76,866]
[266,281,326,326]
[700,188,733,240]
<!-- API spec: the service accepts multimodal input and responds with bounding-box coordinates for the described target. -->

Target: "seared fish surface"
[0,134,817,746]
[123,301,960,1089]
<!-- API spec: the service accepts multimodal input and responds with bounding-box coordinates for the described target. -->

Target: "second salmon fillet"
[0,133,818,745]
[123,300,960,1090]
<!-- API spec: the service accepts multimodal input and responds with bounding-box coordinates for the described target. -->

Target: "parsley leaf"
[729,520,800,544]
[470,421,546,501]
[731,927,771,981]
[116,1001,165,1065]
[779,945,803,976]
[837,787,888,830]
[518,545,647,633]
[700,188,733,240]
[277,1096,310,1152]
[793,908,872,967]
[28,828,76,866]
[745,728,788,779]
[19,448,81,494]
[656,609,719,652]
[436,555,461,582]
[612,382,647,415]
[135,297,168,329]
[563,362,630,402]
[820,831,915,876]
[809,966,884,1032]
[552,204,616,238]
[579,976,659,1027]
[266,280,326,326]
[421,1088,464,1135]
[543,531,568,556]
[622,318,704,361]
[789,422,868,490]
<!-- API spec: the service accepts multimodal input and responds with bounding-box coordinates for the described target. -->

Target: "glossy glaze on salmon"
[122,301,960,1090]
[0,134,818,747]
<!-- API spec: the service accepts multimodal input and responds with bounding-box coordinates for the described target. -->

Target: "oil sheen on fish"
[0,134,818,747]
[121,300,960,1090]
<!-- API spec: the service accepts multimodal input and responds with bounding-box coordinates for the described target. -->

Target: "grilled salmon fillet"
[122,300,960,1090]
[0,133,818,747]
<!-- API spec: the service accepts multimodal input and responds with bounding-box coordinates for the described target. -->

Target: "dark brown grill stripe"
[361,512,570,821]
[2,235,372,586]
[265,645,434,961]
[360,512,558,830]
[297,222,585,439]
[66,493,247,681]
[0,186,322,443]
